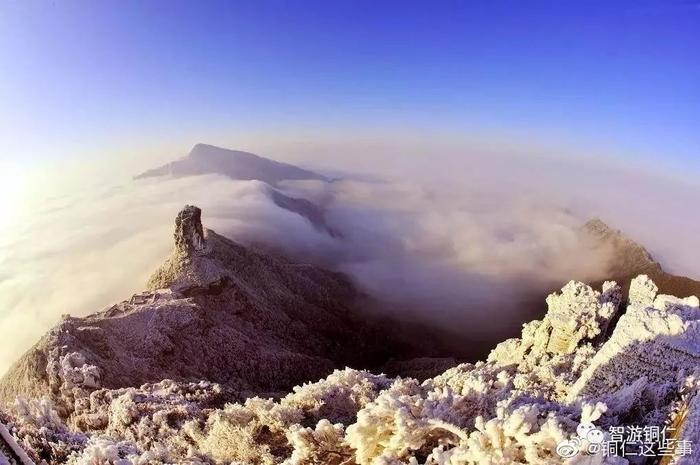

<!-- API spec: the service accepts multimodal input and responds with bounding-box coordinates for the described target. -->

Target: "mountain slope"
[0,206,391,410]
[135,143,329,185]
[4,275,700,465]
[582,218,700,298]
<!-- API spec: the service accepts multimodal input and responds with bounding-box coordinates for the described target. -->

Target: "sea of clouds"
[2,144,699,373]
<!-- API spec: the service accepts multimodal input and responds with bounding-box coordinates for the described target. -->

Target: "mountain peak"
[191,142,216,152]
[147,206,227,295]
[581,217,657,269]
[582,217,612,235]
[136,143,328,185]
[579,217,700,299]
[187,143,259,161]
[174,205,206,257]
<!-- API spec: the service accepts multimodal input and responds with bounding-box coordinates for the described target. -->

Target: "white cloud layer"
[1,145,699,374]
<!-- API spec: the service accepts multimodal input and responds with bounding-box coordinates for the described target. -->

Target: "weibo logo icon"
[556,422,605,458]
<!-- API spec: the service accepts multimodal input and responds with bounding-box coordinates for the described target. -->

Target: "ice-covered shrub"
[4,276,698,465]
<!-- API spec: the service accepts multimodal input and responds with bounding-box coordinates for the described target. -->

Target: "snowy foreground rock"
[1,274,699,464]
[2,207,700,464]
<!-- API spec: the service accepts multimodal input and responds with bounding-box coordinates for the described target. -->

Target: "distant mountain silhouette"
[137,144,339,235]
[136,143,329,185]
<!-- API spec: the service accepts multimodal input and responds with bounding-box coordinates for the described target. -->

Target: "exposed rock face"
[174,205,206,256]
[0,206,395,414]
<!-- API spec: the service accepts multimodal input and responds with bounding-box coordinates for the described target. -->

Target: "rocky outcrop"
[146,205,227,294]
[0,206,395,414]
[543,280,621,354]
[174,205,206,256]
[568,275,700,410]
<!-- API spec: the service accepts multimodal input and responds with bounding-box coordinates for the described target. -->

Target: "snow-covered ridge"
[1,272,699,464]
[0,205,399,413]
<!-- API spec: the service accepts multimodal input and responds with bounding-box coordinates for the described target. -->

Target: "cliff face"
[0,206,392,412]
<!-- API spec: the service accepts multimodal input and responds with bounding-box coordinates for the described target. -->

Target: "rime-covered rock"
[486,280,621,402]
[4,237,700,464]
[568,283,700,408]
[628,274,658,307]
[174,205,207,257]
[0,206,393,415]
[543,280,621,354]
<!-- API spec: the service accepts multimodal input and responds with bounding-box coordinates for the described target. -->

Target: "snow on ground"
[2,275,699,464]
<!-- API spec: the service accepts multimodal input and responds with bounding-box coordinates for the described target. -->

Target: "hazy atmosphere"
[3,140,700,372]
[1,0,700,372]
[0,2,699,464]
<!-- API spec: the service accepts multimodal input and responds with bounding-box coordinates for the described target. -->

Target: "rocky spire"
[174,205,206,256]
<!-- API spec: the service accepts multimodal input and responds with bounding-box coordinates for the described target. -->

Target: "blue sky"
[1,0,698,173]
